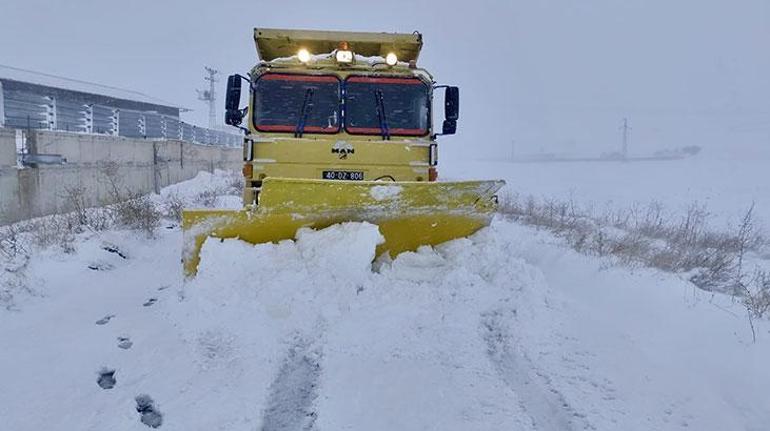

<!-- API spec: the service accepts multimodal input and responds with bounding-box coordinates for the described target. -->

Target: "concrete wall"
[0,128,19,222]
[0,128,15,166]
[0,128,242,224]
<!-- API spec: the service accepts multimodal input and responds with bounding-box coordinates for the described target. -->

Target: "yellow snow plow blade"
[182,177,505,278]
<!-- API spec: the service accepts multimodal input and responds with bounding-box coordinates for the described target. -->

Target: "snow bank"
[3,166,770,430]
[165,221,544,430]
[498,221,770,431]
[156,169,240,205]
[165,219,770,430]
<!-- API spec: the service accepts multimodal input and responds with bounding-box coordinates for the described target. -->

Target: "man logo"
[331,140,355,159]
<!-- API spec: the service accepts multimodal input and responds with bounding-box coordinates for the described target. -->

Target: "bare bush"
[225,171,244,196]
[162,192,186,222]
[498,194,767,295]
[193,189,220,208]
[58,185,114,232]
[734,267,770,343]
[0,256,33,310]
[672,203,709,248]
[608,231,652,266]
[1,222,37,309]
[100,161,160,236]
[745,271,770,319]
[192,174,242,208]
[100,161,123,205]
[499,194,770,340]
[62,185,89,228]
[112,192,160,237]
[0,223,26,260]
[84,207,114,231]
[686,248,737,293]
[636,203,668,238]
[29,214,77,253]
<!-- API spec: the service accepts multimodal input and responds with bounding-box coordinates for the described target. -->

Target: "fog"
[1,0,768,159]
[4,3,770,428]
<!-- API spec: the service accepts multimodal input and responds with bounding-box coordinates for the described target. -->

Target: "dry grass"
[499,193,770,340]
[225,170,244,196]
[498,195,770,341]
[28,214,78,253]
[111,192,160,237]
[192,189,220,208]
[161,192,186,222]
[193,172,243,208]
[100,162,160,237]
[498,194,767,293]
[61,185,89,228]
[744,270,770,319]
[1,168,240,308]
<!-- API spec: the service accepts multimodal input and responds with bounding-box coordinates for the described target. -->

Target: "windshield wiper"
[295,88,314,138]
[374,89,390,140]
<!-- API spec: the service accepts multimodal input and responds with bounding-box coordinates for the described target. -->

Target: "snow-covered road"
[1,172,769,430]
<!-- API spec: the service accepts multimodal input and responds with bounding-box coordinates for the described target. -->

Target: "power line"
[196,66,219,129]
[620,117,632,160]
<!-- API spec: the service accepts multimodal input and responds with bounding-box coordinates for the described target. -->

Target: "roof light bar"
[335,50,353,63]
[297,48,311,63]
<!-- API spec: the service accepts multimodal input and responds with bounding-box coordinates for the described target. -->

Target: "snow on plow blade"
[182,177,505,278]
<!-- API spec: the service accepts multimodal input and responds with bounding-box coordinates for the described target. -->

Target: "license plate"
[322,170,364,181]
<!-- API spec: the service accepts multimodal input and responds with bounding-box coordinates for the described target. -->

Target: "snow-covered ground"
[444,150,770,228]
[1,168,769,430]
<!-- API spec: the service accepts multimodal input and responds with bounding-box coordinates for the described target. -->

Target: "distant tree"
[682,145,702,156]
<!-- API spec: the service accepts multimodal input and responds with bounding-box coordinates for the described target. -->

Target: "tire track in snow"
[260,333,323,431]
[481,309,589,431]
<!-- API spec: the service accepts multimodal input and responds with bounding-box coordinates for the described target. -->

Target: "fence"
[0,82,240,147]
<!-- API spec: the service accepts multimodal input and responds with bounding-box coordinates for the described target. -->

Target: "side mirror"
[444,86,459,121]
[435,86,458,136]
[442,119,457,135]
[225,74,243,126]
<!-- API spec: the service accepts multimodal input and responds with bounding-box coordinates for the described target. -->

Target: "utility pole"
[510,139,516,161]
[197,66,219,129]
[620,117,631,160]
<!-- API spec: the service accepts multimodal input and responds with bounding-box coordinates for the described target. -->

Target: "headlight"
[297,49,311,63]
[385,52,398,66]
[335,50,353,63]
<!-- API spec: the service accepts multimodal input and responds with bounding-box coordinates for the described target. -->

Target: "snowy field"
[1,168,770,430]
[445,149,770,229]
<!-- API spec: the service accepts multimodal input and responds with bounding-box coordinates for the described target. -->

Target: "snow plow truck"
[182,28,505,277]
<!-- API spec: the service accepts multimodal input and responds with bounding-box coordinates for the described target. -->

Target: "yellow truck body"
[182,28,504,277]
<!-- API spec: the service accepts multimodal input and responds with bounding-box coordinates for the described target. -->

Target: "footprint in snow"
[95,314,115,325]
[97,368,116,389]
[135,394,163,428]
[101,244,128,259]
[88,261,114,271]
[143,298,157,307]
[117,336,133,350]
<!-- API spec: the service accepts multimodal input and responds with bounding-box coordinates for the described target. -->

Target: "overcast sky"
[1,0,768,159]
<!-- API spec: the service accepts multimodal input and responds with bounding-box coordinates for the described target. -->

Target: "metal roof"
[0,64,185,110]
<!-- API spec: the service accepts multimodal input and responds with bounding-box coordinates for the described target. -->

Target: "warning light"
[297,48,311,63]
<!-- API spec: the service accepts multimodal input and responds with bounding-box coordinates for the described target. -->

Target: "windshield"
[252,74,341,133]
[345,77,430,136]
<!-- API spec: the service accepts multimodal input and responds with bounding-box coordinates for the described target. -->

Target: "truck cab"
[225,28,459,206]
